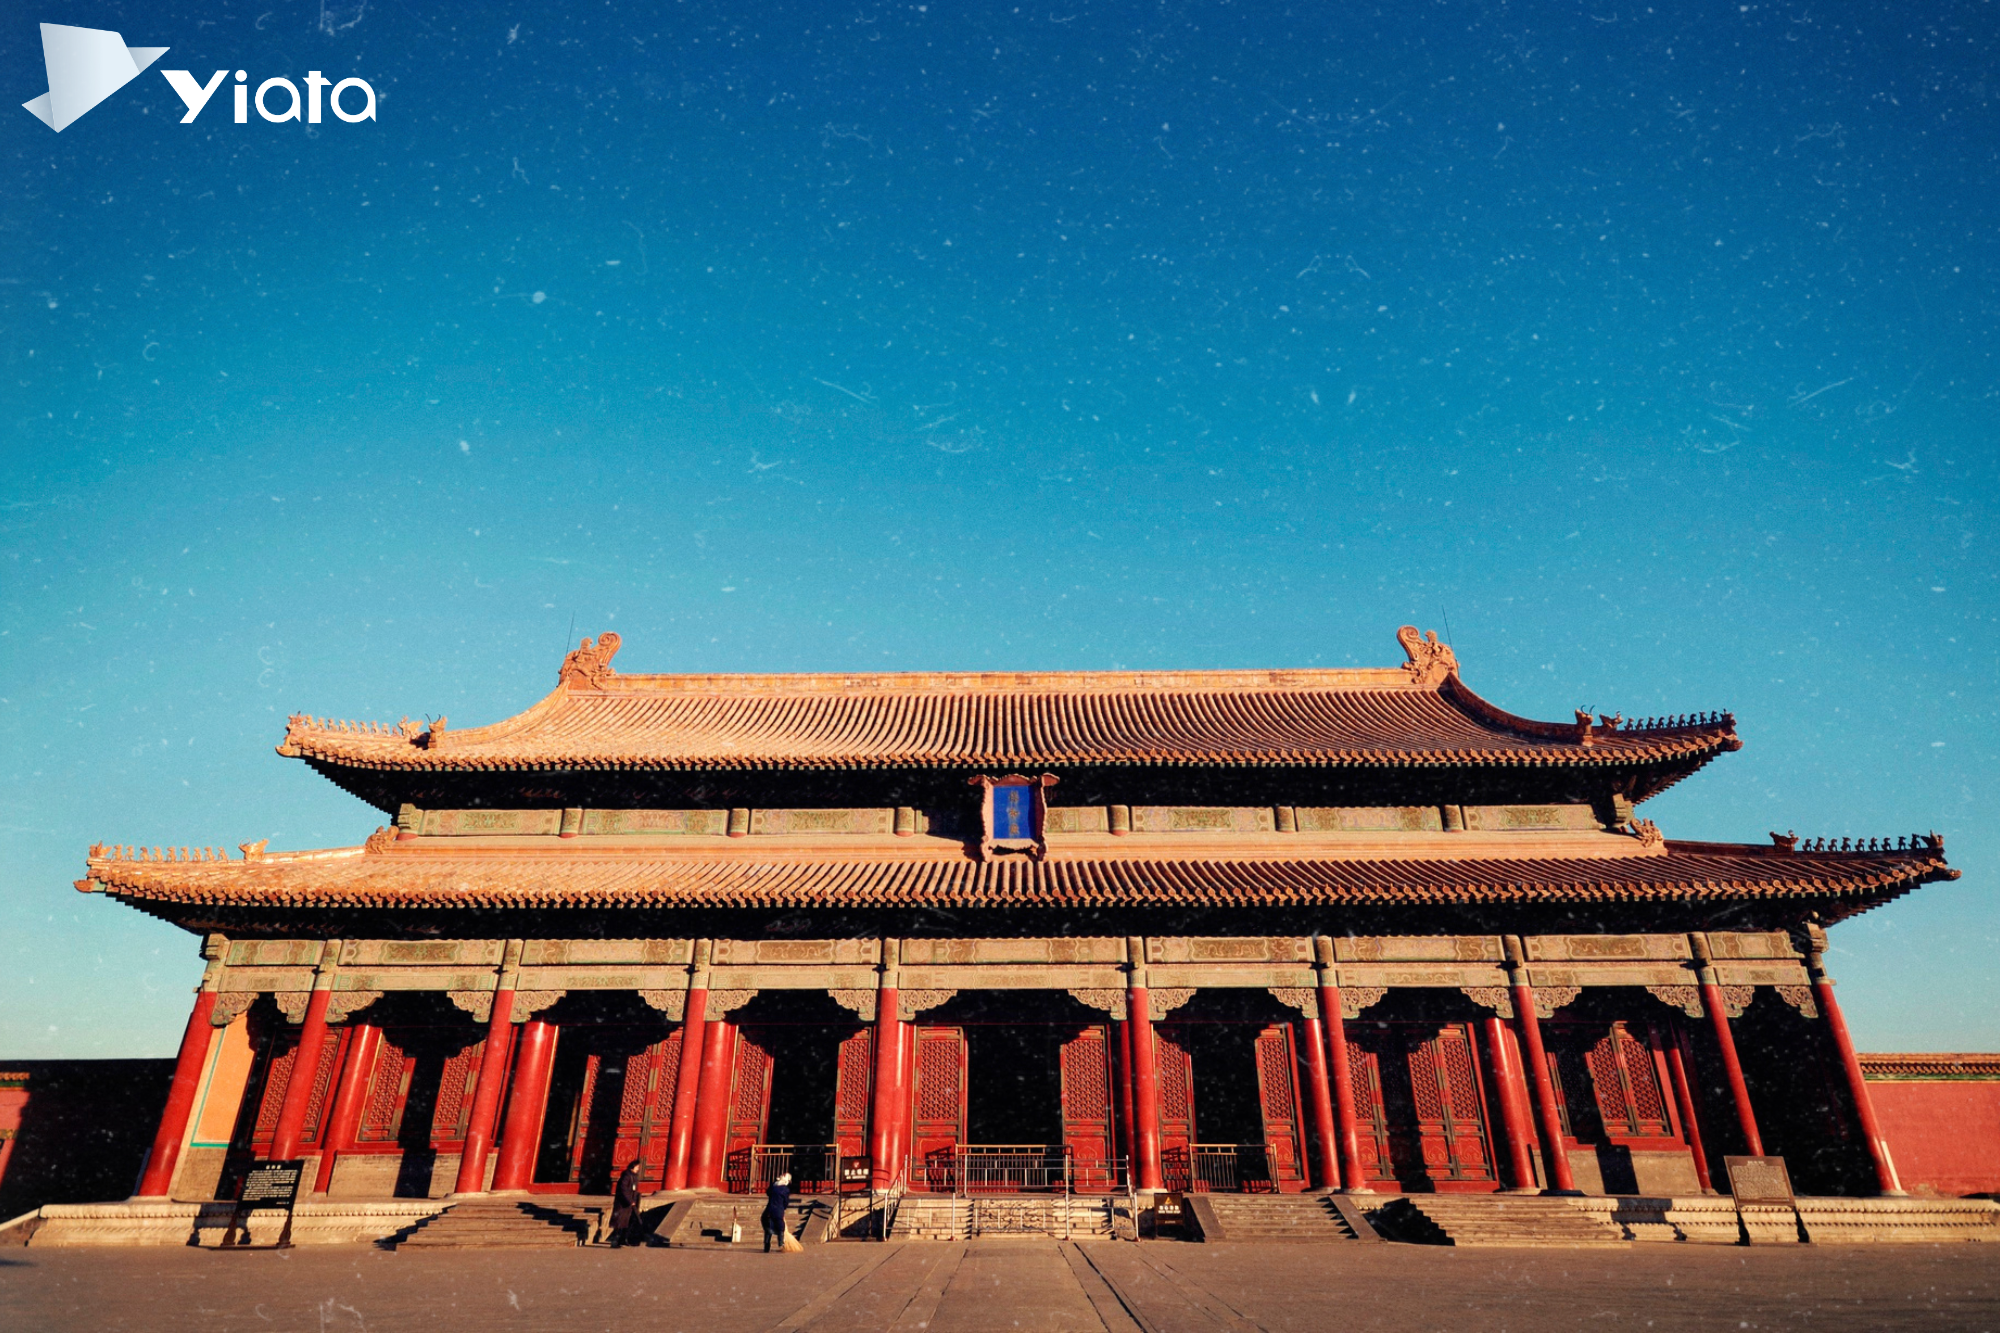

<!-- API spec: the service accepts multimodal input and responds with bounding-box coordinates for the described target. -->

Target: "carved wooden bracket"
[511,990,566,1022]
[1148,987,1197,1016]
[1069,988,1128,1020]
[1532,986,1582,1019]
[1716,984,1755,1019]
[828,990,877,1022]
[638,990,687,1020]
[899,989,957,1021]
[707,989,759,1017]
[1645,984,1705,1018]
[275,992,311,1024]
[1267,987,1319,1019]
[446,991,492,1023]
[210,991,257,1027]
[1774,984,1819,1020]
[1340,986,1388,1020]
[326,991,383,1024]
[1461,986,1514,1019]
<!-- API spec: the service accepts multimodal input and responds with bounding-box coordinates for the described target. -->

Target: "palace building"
[81,628,1956,1213]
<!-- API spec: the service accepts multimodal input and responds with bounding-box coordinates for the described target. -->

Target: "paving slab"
[4,1237,2000,1333]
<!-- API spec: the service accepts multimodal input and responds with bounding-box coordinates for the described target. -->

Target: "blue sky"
[2,0,1995,1057]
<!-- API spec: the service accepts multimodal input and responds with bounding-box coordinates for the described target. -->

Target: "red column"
[1509,966,1578,1193]
[491,1017,557,1191]
[661,986,710,1191]
[1128,986,1163,1191]
[1663,1025,1714,1192]
[868,987,906,1187]
[135,989,219,1197]
[1297,1012,1342,1192]
[453,987,518,1195]
[314,1024,381,1193]
[1314,950,1369,1192]
[1480,1015,1539,1191]
[1809,958,1903,1194]
[1115,1016,1137,1182]
[686,1016,738,1190]
[269,986,334,1161]
[1697,981,1764,1156]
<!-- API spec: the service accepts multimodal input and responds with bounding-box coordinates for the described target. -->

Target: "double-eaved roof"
[77,628,1955,934]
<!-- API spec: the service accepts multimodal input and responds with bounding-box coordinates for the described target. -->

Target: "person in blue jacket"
[762,1172,792,1251]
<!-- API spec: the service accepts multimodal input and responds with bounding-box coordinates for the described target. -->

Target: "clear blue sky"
[3,0,1995,1058]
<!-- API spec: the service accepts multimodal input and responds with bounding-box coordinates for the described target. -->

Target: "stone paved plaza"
[5,1239,2000,1332]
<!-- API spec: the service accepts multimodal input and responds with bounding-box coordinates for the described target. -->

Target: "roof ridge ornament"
[1395,625,1458,687]
[559,631,622,690]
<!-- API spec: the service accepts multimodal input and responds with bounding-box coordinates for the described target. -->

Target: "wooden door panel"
[1252,1023,1307,1192]
[723,1028,775,1191]
[832,1028,873,1165]
[1155,1025,1196,1192]
[910,1025,966,1189]
[1061,1025,1115,1190]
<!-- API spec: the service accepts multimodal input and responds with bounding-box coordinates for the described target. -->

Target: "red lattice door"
[832,1028,874,1166]
[1408,1023,1497,1190]
[604,1028,683,1186]
[722,1028,775,1191]
[1344,1037,1395,1187]
[1252,1024,1308,1193]
[1584,1022,1678,1145]
[909,1025,966,1191]
[353,1035,413,1145]
[429,1039,486,1148]
[1154,1026,1196,1191]
[1061,1025,1116,1190]
[246,1024,347,1155]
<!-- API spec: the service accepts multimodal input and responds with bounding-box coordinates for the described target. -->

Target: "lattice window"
[730,1034,774,1127]
[916,1034,961,1124]
[355,1041,408,1143]
[1440,1029,1483,1122]
[1409,1044,1444,1121]
[1063,1031,1111,1122]
[432,1041,483,1144]
[253,1035,298,1141]
[1586,1023,1673,1140]
[298,1029,344,1146]
[1255,1034,1295,1121]
[835,1030,873,1124]
[1158,1031,1193,1124]
[618,1048,652,1125]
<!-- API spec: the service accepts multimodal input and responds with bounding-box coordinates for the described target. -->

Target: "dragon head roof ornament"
[559,632,622,690]
[1396,625,1459,687]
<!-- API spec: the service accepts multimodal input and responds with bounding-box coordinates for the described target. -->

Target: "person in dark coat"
[610,1160,644,1247]
[762,1172,792,1252]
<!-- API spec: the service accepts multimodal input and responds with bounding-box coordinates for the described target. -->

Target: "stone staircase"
[384,1197,597,1249]
[1186,1193,1378,1243]
[1373,1194,1627,1247]
[660,1195,835,1246]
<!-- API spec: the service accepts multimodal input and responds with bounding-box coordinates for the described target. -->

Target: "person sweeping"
[763,1172,799,1252]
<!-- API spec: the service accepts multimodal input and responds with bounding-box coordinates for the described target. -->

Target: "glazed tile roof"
[1858,1053,2000,1080]
[273,629,1742,777]
[79,836,1951,922]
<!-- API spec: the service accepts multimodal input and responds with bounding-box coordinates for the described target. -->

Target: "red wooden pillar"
[1126,938,1163,1192]
[1481,1014,1539,1192]
[869,939,907,1187]
[453,939,523,1195]
[1313,938,1369,1192]
[1799,926,1903,1194]
[1662,1024,1714,1192]
[1691,934,1764,1156]
[1297,1009,1342,1192]
[270,941,341,1161]
[686,1015,738,1190]
[1115,1016,1137,1182]
[661,940,712,1191]
[314,1024,381,1193]
[135,988,220,1197]
[491,1016,558,1191]
[1505,936,1578,1193]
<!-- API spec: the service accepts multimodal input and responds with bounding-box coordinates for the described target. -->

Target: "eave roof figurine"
[83,628,1953,1218]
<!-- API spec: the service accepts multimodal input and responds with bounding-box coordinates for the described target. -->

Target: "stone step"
[1374,1195,1627,1248]
[1185,1194,1370,1243]
[385,1199,592,1249]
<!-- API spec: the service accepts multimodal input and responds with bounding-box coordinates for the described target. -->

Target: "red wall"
[1870,1081,2000,1197]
